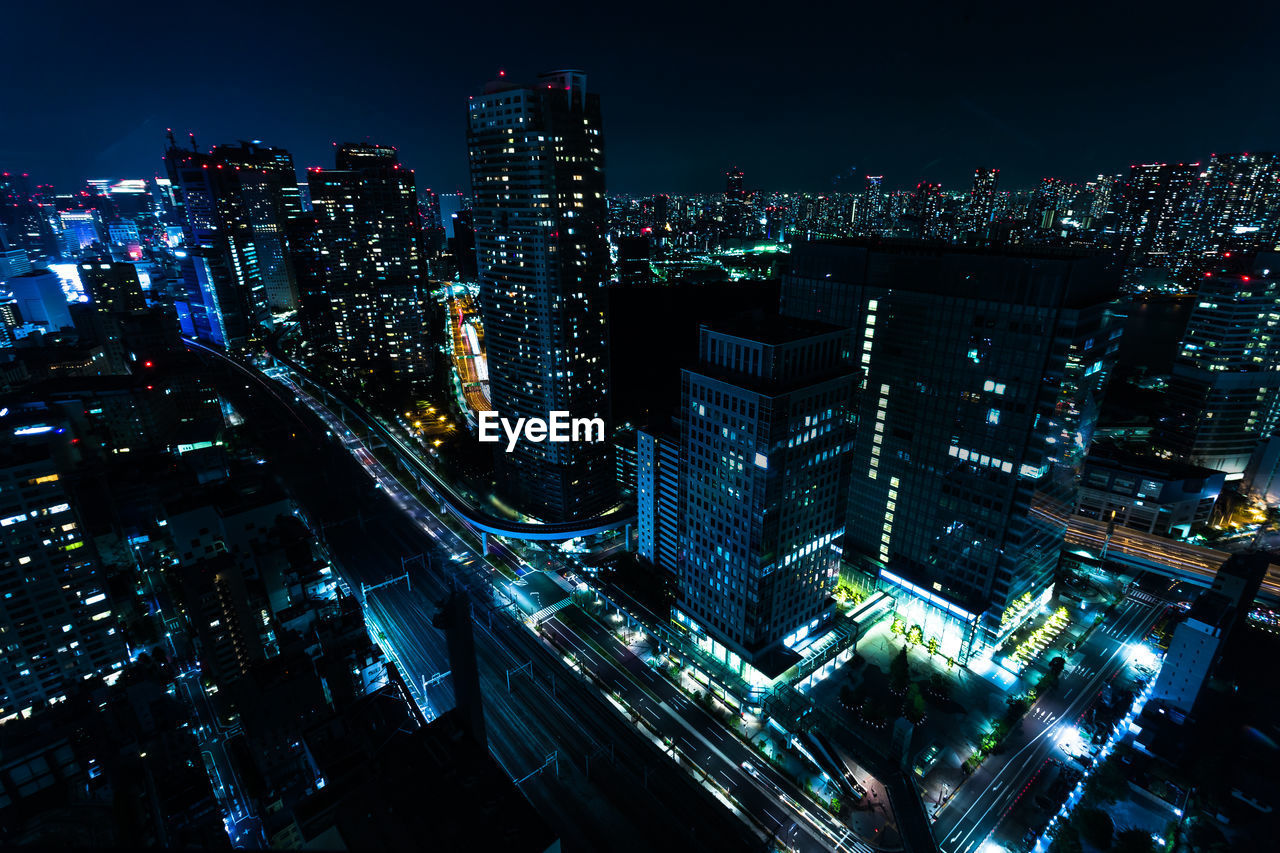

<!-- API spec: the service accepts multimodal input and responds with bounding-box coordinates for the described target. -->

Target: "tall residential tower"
[296,143,433,395]
[1160,254,1280,478]
[466,70,614,522]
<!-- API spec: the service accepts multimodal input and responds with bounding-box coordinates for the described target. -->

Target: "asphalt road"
[254,352,893,852]
[931,597,1163,853]
[206,354,770,852]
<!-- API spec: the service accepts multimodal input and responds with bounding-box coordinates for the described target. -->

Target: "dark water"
[1114,298,1194,375]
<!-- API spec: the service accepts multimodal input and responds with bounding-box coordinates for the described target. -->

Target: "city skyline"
[4,9,1280,851]
[4,1,1279,195]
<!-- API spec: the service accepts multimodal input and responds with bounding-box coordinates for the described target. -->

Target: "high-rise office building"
[209,141,304,312]
[676,315,855,678]
[781,241,1122,658]
[164,137,267,350]
[467,70,614,521]
[1030,177,1068,231]
[419,188,443,229]
[0,415,125,719]
[296,143,433,394]
[724,167,748,234]
[0,229,32,283]
[637,425,680,574]
[1160,254,1280,478]
[965,168,999,235]
[79,260,146,315]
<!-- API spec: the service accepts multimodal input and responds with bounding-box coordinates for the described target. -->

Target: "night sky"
[4,0,1278,195]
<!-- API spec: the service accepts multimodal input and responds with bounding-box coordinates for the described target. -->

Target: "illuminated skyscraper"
[466,70,614,521]
[907,180,944,238]
[0,416,124,719]
[782,241,1122,658]
[164,137,267,350]
[856,176,886,234]
[79,260,145,315]
[965,168,999,235]
[1086,174,1117,224]
[1184,152,1280,263]
[725,167,746,203]
[1029,177,1067,231]
[209,141,304,312]
[724,166,748,233]
[1119,162,1200,267]
[1160,255,1280,478]
[296,143,433,394]
[0,172,56,260]
[676,316,855,679]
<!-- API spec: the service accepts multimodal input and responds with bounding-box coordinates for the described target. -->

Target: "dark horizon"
[3,0,1278,194]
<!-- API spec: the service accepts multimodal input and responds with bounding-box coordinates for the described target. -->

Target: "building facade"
[637,424,680,575]
[781,241,1123,657]
[1160,254,1280,478]
[466,70,613,522]
[296,143,433,395]
[0,416,124,719]
[676,316,855,678]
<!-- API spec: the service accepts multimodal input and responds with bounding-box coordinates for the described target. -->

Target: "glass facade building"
[781,241,1123,656]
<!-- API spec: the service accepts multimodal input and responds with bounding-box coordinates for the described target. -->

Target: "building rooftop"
[703,310,846,346]
[1086,441,1222,482]
[787,238,1124,308]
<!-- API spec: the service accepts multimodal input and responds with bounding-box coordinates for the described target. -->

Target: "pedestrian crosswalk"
[1127,589,1162,605]
[530,597,573,625]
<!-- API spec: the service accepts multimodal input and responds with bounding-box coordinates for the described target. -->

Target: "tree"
[1040,669,1060,695]
[1076,807,1115,850]
[1086,751,1131,805]
[904,683,927,724]
[1049,823,1083,853]
[890,647,911,693]
[929,673,951,699]
[1049,655,1066,676]
[907,624,924,646]
[1113,828,1156,853]
[927,636,940,656]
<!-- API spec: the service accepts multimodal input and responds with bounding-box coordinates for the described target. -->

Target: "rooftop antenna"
[165,128,177,148]
[189,132,198,152]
